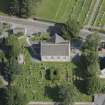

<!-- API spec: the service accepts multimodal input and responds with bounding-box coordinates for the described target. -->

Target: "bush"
[45,67,60,81]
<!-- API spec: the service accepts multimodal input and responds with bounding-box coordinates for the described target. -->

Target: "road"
[0,15,55,35]
[80,28,105,41]
[0,15,105,41]
[0,15,54,27]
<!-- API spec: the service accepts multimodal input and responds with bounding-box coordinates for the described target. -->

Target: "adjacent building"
[94,94,105,105]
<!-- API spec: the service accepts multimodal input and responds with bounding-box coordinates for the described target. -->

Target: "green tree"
[19,0,40,18]
[45,68,60,81]
[8,57,22,82]
[8,86,28,105]
[0,87,8,105]
[61,18,81,40]
[8,0,20,15]
[19,0,29,18]
[0,87,28,105]
[59,83,75,105]
[5,35,21,82]
[5,35,20,58]
[81,33,101,94]
[0,50,5,62]
[7,0,42,17]
[81,33,100,76]
[86,76,101,95]
[82,33,100,51]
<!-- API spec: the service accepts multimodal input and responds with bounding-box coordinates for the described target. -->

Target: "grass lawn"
[35,0,76,22]
[35,0,92,24]
[35,0,105,27]
[13,61,91,102]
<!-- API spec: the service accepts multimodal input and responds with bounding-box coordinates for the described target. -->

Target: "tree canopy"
[0,87,28,105]
[81,33,100,74]
[81,33,101,94]
[5,35,22,82]
[61,18,81,40]
[5,35,21,58]
[8,0,20,16]
[7,0,41,18]
[59,83,76,105]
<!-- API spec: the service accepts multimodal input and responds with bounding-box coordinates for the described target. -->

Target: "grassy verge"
[0,78,4,88]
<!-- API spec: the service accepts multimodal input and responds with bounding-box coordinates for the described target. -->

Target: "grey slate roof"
[54,34,66,43]
[41,42,70,56]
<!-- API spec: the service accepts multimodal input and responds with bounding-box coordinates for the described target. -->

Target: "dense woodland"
[1,0,41,18]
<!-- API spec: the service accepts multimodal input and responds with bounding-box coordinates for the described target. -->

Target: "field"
[0,0,105,28]
[35,0,105,28]
[93,0,105,27]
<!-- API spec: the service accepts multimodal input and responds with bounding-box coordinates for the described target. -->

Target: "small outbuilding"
[13,27,27,35]
[94,94,105,105]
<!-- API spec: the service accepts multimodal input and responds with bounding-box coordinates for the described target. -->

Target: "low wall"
[28,102,94,105]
